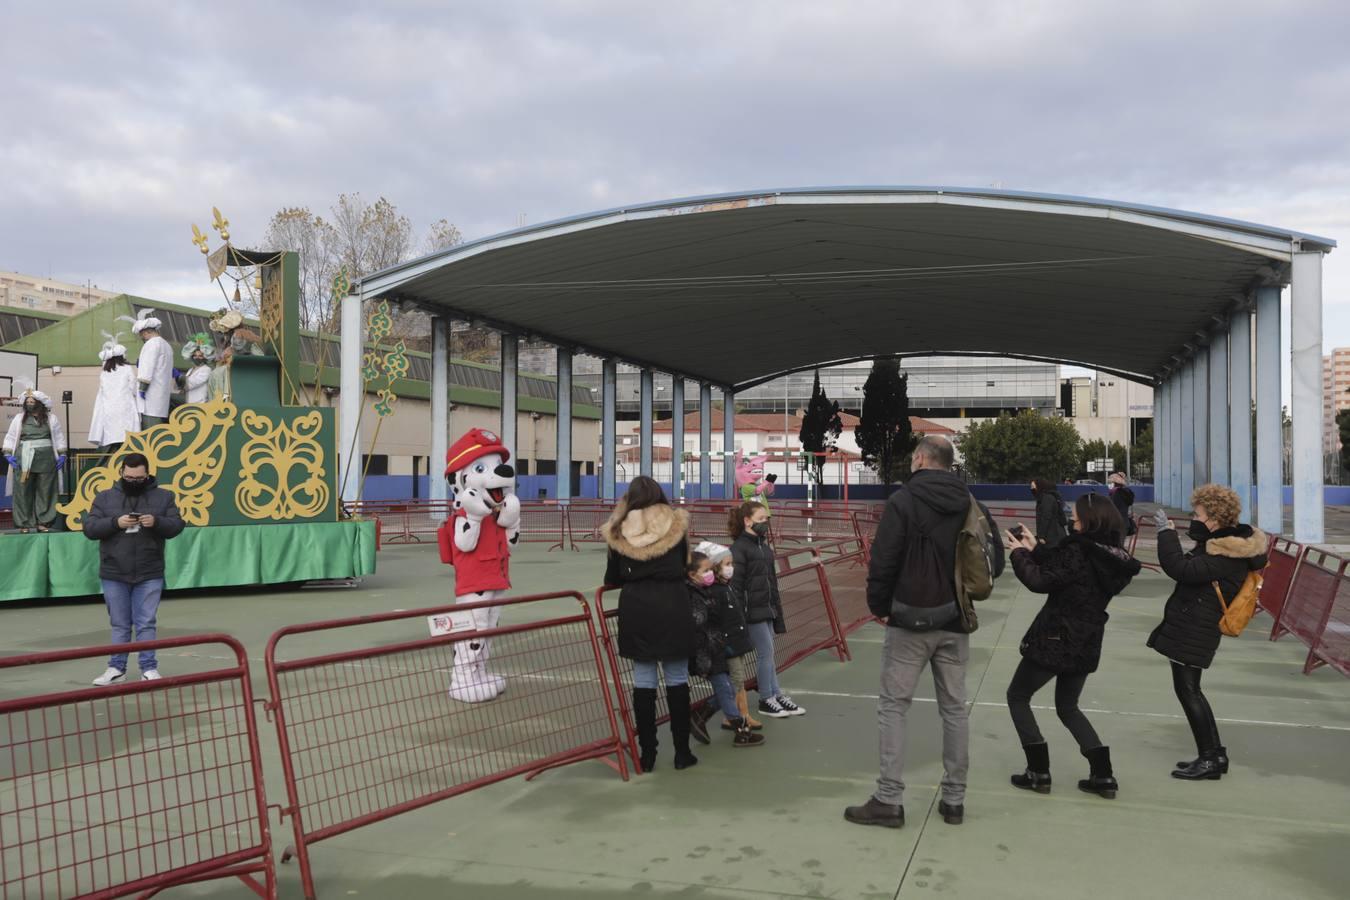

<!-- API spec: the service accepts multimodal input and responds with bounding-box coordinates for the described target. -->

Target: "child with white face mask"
[687,550,766,749]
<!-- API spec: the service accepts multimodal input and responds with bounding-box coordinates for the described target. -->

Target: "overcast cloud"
[3,0,1349,352]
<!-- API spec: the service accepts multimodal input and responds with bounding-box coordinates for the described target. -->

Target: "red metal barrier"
[1260,536,1305,627]
[595,558,849,769]
[264,592,628,899]
[808,539,873,636]
[564,503,612,549]
[1270,548,1346,652]
[1306,560,1350,677]
[0,635,275,899]
[348,500,568,550]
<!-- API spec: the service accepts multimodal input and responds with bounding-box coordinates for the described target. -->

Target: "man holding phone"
[83,453,186,685]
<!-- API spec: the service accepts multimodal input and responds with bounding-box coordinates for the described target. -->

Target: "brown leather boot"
[737,688,763,730]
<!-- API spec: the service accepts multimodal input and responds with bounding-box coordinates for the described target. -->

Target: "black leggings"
[1171,662,1221,754]
[1006,658,1103,751]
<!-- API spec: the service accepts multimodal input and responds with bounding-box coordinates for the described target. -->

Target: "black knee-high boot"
[632,687,658,773]
[666,684,699,770]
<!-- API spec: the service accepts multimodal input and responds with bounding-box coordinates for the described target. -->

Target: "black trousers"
[1006,657,1103,752]
[1171,662,1221,754]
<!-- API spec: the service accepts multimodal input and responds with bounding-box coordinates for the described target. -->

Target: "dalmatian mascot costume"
[440,428,521,703]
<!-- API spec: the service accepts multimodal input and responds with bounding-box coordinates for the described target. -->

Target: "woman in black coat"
[1004,493,1141,799]
[1147,484,1267,781]
[603,476,696,772]
[1031,478,1069,548]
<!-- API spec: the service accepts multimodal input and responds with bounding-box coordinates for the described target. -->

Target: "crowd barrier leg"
[0,635,276,899]
[264,592,627,899]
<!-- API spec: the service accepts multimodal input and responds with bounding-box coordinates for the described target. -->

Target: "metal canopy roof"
[360,186,1336,389]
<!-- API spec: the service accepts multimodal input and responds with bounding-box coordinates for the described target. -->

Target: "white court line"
[781,688,1350,733]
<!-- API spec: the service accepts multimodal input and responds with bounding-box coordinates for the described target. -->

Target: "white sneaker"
[141,670,162,682]
[92,667,125,686]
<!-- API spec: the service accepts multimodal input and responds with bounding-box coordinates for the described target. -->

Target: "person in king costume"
[206,309,263,402]
[4,381,67,533]
[440,428,521,702]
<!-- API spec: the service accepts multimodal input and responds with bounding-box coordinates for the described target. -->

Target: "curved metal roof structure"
[360,186,1335,389]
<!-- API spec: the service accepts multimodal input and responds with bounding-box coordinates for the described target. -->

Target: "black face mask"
[1186,520,1209,542]
[122,478,149,495]
[751,521,770,537]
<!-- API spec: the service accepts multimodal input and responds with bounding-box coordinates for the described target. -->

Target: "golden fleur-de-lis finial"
[211,207,230,242]
[191,224,210,255]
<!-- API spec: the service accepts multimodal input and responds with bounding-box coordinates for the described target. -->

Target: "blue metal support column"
[722,389,736,499]
[670,377,684,500]
[639,368,654,477]
[429,317,450,501]
[1193,348,1209,487]
[1153,378,1166,506]
[699,383,712,500]
[1255,286,1283,535]
[1209,328,1230,486]
[556,347,572,500]
[1180,360,1196,502]
[1170,373,1183,507]
[601,358,617,500]
[1229,307,1254,517]
[500,333,518,458]
[1291,250,1326,543]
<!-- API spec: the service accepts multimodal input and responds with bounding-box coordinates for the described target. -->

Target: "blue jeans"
[709,672,740,719]
[102,578,164,672]
[632,658,688,689]
[747,622,780,698]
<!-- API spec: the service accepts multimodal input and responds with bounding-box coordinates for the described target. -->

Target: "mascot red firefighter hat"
[438,427,521,702]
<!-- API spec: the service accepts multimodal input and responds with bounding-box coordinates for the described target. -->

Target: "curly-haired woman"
[1147,484,1266,781]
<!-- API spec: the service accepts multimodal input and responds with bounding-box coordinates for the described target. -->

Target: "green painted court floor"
[1,537,1347,899]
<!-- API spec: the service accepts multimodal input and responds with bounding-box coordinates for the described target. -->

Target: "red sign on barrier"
[263,592,628,899]
[0,635,276,899]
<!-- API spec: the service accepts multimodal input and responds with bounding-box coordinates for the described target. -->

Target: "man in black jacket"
[84,453,185,685]
[845,436,1002,830]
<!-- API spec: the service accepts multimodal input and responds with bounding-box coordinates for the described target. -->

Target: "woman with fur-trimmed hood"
[1147,484,1267,782]
[603,476,697,773]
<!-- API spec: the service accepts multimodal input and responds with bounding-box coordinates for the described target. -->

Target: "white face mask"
[720,565,734,580]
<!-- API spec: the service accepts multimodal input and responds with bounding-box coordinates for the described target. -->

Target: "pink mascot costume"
[734,450,775,514]
[440,428,521,702]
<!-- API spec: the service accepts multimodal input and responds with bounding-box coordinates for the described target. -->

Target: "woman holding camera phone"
[1003,494,1141,799]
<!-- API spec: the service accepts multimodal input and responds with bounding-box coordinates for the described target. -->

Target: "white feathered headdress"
[98,330,128,363]
[117,306,162,334]
[13,375,52,410]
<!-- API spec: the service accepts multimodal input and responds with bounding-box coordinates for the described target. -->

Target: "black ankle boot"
[632,687,658,773]
[1011,742,1052,794]
[1078,746,1118,799]
[1176,746,1229,775]
[1172,748,1225,781]
[666,684,699,770]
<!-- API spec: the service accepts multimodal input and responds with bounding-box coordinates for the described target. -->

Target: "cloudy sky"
[3,0,1349,355]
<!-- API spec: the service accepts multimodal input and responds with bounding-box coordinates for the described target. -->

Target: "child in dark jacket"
[687,551,766,748]
[696,541,764,735]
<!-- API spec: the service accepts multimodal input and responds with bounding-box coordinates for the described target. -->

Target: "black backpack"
[889,505,959,631]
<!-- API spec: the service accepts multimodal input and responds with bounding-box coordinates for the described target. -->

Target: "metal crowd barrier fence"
[0,636,275,899]
[594,558,849,770]
[1259,536,1306,626]
[805,539,874,636]
[347,499,569,550]
[263,591,627,899]
[1305,558,1350,677]
[1267,548,1347,673]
